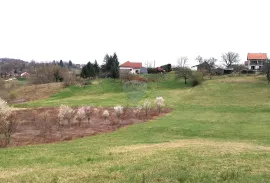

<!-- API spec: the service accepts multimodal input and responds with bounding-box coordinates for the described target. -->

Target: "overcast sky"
[0,0,269,67]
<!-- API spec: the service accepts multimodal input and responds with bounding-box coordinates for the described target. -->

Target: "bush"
[114,105,123,118]
[76,107,86,126]
[133,105,142,117]
[36,112,52,138]
[84,106,92,124]
[102,110,110,121]
[0,98,17,146]
[155,97,165,113]
[142,100,152,117]
[191,71,203,87]
[0,98,12,122]
[9,91,17,101]
[58,105,75,128]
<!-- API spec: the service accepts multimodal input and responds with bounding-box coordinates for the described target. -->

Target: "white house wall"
[120,67,140,74]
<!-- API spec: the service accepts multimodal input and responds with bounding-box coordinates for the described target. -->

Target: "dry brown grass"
[108,139,270,156]
[217,75,265,83]
[11,83,63,103]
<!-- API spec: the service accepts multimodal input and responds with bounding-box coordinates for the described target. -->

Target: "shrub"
[155,97,165,113]
[102,110,110,121]
[0,113,18,146]
[142,100,152,117]
[0,98,12,122]
[76,107,86,126]
[37,112,52,138]
[0,98,17,146]
[84,106,92,124]
[58,105,74,128]
[114,105,123,118]
[9,91,17,101]
[133,105,142,117]
[191,71,203,87]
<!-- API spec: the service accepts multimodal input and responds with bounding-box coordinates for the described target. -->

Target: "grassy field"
[1,74,270,182]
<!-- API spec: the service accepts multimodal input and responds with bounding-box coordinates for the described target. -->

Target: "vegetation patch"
[2,106,172,147]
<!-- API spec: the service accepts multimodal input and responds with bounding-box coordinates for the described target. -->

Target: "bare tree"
[1,113,18,146]
[206,57,217,67]
[195,55,204,64]
[177,57,189,67]
[221,52,240,67]
[204,57,217,79]
[144,61,153,68]
[176,57,192,84]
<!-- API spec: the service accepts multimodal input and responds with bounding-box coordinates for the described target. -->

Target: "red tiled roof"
[247,53,267,60]
[120,61,142,69]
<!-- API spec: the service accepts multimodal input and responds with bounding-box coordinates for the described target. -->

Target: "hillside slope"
[1,75,270,182]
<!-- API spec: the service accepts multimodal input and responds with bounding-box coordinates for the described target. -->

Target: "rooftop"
[247,53,267,60]
[120,61,142,69]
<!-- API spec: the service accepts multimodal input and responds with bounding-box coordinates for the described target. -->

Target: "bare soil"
[4,107,172,147]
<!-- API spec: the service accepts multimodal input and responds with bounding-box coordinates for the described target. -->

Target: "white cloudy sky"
[0,0,269,67]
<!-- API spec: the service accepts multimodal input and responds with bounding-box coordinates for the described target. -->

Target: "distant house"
[120,61,143,74]
[247,53,268,71]
[20,72,29,78]
[192,61,213,72]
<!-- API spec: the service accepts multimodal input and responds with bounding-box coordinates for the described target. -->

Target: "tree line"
[80,53,119,79]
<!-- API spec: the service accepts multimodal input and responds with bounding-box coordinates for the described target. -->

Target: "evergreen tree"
[100,53,120,78]
[80,66,88,78]
[59,60,64,68]
[86,62,95,77]
[68,60,73,68]
[111,53,119,79]
[93,60,100,77]
[80,61,101,78]
[111,61,119,79]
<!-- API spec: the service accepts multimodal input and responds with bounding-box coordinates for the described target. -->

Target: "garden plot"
[4,106,172,147]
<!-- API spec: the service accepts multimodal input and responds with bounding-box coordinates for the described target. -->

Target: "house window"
[251,66,255,70]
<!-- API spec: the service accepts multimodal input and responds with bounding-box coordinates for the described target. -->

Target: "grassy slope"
[1,75,270,182]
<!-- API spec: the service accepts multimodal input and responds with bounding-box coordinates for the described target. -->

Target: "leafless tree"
[176,57,192,84]
[177,57,189,67]
[144,61,153,68]
[221,52,240,67]
[0,113,19,146]
[195,55,204,64]
[36,112,53,139]
[204,57,217,79]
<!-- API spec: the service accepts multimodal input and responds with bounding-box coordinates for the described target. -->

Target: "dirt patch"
[11,83,64,103]
[2,107,172,147]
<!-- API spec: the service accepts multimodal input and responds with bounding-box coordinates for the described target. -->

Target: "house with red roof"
[120,61,144,74]
[246,53,268,71]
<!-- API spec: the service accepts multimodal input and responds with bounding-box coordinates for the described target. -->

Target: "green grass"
[2,75,270,182]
